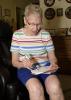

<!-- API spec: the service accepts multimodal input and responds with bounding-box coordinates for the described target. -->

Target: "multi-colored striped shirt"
[10,28,55,67]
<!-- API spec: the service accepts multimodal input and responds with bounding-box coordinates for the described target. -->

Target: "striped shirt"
[10,28,55,67]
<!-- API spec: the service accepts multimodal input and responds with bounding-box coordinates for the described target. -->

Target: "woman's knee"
[26,78,44,95]
[45,75,61,94]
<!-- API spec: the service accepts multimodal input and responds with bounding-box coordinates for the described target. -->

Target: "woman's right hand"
[22,58,34,69]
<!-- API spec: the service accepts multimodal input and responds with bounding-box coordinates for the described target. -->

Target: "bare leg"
[26,78,45,100]
[45,75,64,100]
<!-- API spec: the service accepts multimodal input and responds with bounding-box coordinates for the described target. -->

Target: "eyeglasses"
[26,19,41,27]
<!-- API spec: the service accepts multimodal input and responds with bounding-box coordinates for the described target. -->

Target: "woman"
[10,4,64,100]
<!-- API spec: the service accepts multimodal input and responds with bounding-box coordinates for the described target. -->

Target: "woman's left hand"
[47,63,59,73]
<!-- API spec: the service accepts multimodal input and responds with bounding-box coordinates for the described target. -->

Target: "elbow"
[12,60,17,68]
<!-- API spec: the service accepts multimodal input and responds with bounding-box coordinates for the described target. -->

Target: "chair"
[0,39,49,100]
[0,39,33,100]
[0,39,18,100]
[0,20,30,100]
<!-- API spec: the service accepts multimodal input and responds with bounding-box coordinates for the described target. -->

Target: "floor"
[59,74,71,100]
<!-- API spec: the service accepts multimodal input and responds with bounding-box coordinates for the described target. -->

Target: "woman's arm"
[11,52,33,69]
[48,50,58,64]
[47,50,59,72]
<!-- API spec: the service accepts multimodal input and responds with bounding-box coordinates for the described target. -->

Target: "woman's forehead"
[27,14,41,22]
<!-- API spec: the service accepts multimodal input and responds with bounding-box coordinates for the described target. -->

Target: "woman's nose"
[34,25,38,30]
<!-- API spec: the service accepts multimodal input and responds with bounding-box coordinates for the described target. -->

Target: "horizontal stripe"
[12,39,51,43]
[20,45,45,49]
[10,29,54,59]
[11,45,20,48]
[19,51,47,56]
[38,61,50,66]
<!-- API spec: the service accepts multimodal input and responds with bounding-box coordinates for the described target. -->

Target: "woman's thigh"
[17,68,44,92]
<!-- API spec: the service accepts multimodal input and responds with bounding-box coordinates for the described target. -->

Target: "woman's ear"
[24,17,27,25]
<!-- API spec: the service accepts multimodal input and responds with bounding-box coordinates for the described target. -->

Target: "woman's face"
[25,13,42,35]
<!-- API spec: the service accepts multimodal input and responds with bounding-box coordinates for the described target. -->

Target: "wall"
[40,0,71,29]
[0,0,71,30]
[0,0,32,30]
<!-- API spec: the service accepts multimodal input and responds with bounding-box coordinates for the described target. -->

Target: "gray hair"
[24,4,42,18]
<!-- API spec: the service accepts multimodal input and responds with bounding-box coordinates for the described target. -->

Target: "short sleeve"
[41,31,55,52]
[10,31,20,53]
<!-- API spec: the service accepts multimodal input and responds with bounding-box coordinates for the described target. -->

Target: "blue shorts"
[17,68,58,85]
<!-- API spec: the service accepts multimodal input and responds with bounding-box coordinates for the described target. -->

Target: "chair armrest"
[0,67,10,98]
[0,67,10,87]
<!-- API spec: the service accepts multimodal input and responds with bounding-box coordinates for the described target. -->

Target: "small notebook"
[19,55,58,75]
[30,62,52,75]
